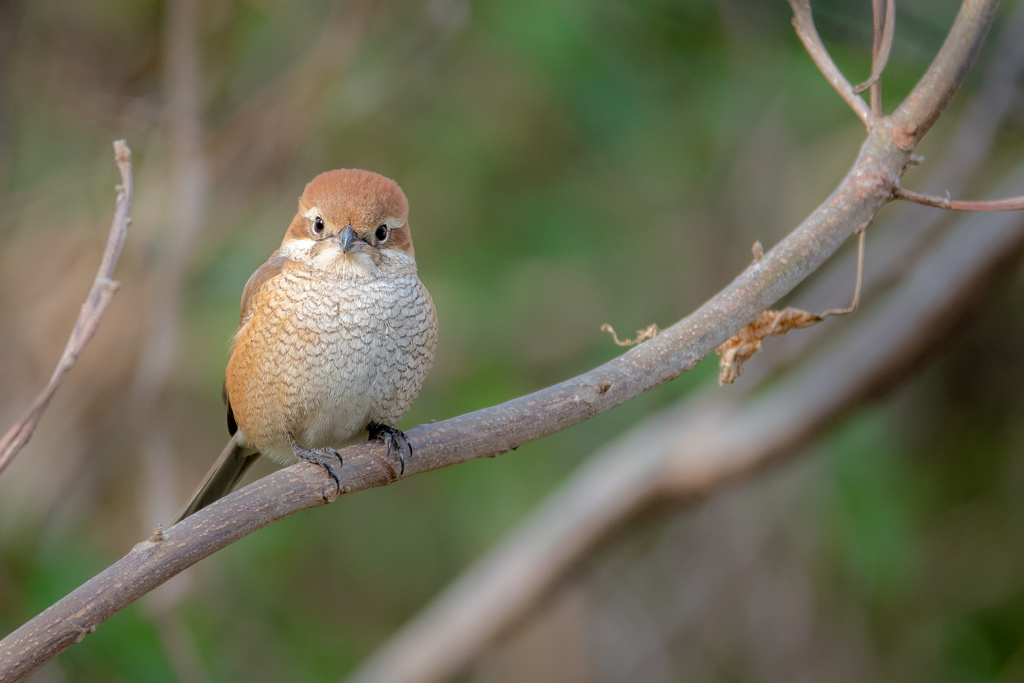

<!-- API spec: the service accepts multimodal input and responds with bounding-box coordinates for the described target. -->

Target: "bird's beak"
[338,225,359,253]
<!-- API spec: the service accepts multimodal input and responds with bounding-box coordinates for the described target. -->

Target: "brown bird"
[174,169,437,523]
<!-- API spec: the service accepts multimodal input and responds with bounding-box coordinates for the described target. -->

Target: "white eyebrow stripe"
[302,206,320,220]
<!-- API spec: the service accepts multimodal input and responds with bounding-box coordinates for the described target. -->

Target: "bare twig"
[895,187,1024,212]
[855,0,896,117]
[788,0,873,127]
[0,140,133,477]
[819,228,866,317]
[348,163,1024,683]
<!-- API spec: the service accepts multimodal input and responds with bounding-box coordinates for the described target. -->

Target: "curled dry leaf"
[716,308,822,385]
[601,323,661,347]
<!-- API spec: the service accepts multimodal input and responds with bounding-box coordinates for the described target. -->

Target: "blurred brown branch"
[0,140,133,478]
[132,0,209,531]
[0,0,1003,679]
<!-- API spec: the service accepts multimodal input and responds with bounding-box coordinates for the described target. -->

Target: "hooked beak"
[338,225,359,253]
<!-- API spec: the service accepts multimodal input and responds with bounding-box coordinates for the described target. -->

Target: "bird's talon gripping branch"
[368,422,411,477]
[288,432,343,492]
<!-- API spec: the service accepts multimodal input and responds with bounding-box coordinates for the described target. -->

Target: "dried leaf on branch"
[716,308,822,385]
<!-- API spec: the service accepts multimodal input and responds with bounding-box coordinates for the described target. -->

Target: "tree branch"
[854,0,895,117]
[0,0,1001,678]
[0,140,133,478]
[348,162,1024,683]
[890,0,999,149]
[895,186,1024,211]
[788,0,874,126]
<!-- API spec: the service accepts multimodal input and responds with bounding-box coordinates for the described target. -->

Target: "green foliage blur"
[2,0,1024,680]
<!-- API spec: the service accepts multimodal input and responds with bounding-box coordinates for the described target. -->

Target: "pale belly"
[227,267,437,465]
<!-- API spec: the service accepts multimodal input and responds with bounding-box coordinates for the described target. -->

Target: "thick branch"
[0,140,133,477]
[891,0,998,148]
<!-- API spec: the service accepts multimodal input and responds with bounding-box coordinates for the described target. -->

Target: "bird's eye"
[375,224,389,243]
[313,217,325,235]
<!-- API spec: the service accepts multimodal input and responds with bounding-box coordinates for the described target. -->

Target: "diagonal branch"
[0,140,133,477]
[347,163,1024,683]
[891,0,999,148]
[788,0,874,127]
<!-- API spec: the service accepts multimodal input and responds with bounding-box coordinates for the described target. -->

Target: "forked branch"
[788,0,874,126]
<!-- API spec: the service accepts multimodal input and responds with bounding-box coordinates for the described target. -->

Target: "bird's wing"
[225,253,292,435]
[238,252,289,325]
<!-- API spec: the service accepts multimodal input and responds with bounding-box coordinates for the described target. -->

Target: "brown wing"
[238,252,289,325]
[225,253,290,435]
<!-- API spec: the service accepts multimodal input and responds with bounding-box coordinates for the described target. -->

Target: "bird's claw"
[367,423,411,477]
[287,432,342,491]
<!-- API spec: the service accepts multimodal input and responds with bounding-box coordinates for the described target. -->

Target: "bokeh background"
[2,0,1024,680]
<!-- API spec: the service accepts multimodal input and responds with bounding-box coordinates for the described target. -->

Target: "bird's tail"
[172,434,260,524]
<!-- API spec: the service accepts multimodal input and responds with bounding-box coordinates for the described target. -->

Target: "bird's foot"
[287,432,342,492]
[367,423,411,478]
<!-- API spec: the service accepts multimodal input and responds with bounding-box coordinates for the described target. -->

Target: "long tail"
[173,434,260,524]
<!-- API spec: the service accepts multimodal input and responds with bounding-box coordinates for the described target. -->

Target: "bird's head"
[280,169,415,273]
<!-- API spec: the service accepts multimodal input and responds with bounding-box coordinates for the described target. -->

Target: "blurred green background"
[2,0,1024,680]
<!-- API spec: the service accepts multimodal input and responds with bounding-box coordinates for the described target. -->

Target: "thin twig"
[788,0,873,127]
[820,229,866,318]
[896,187,1024,212]
[0,140,133,477]
[855,0,895,117]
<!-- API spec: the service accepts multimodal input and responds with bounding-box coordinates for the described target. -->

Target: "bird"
[173,169,437,523]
